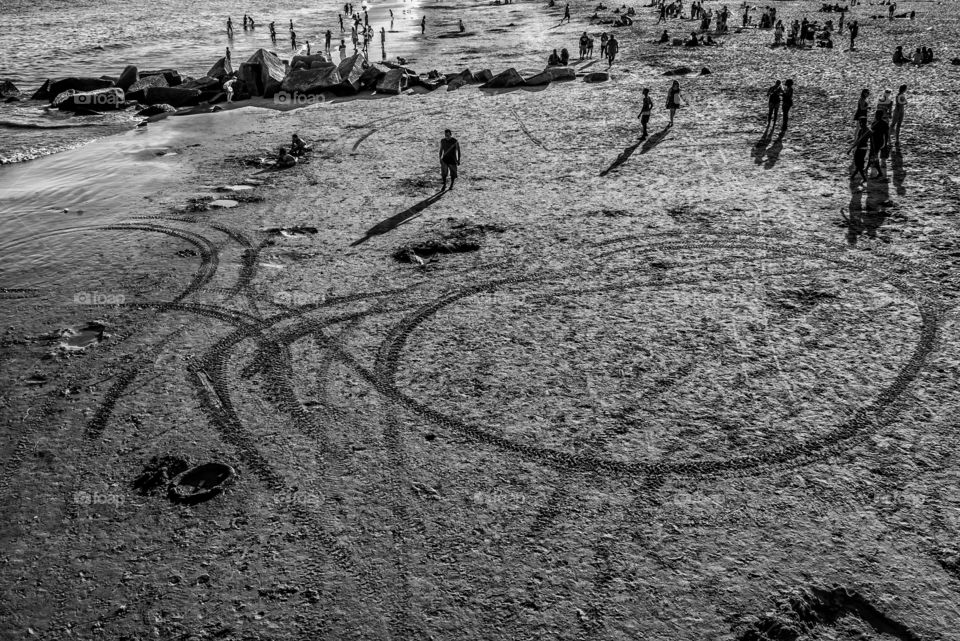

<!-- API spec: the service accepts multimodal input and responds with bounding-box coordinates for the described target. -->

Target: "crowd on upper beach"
[219,0,943,193]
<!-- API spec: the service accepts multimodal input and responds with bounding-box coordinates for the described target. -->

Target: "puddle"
[54,321,106,351]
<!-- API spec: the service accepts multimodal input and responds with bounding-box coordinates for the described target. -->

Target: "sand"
[2,1,960,639]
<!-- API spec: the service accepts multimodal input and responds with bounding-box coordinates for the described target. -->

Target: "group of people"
[634,80,689,137]
[764,79,796,133]
[893,46,935,65]
[275,133,312,169]
[848,85,908,181]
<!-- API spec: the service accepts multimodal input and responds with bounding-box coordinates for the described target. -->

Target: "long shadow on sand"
[350,191,445,247]
[891,144,906,196]
[844,171,891,245]
[751,130,784,169]
[600,127,670,176]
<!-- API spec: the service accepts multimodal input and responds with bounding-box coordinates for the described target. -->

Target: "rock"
[143,86,201,108]
[359,63,390,89]
[446,77,468,92]
[243,49,287,97]
[280,65,342,95]
[136,104,177,117]
[180,76,221,92]
[55,87,125,111]
[474,69,494,83]
[480,68,524,89]
[0,80,21,98]
[698,66,711,75]
[383,61,418,76]
[126,74,169,101]
[117,65,138,91]
[584,71,610,82]
[419,76,445,91]
[41,77,115,102]
[444,68,473,84]
[952,57,960,66]
[291,54,330,70]
[663,66,693,76]
[525,66,577,85]
[336,52,366,93]
[209,199,239,209]
[140,69,182,86]
[376,68,404,95]
[206,57,234,81]
[427,70,443,80]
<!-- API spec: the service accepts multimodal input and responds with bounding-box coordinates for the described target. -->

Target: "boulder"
[45,77,115,101]
[143,86,201,108]
[445,69,474,84]
[291,53,330,70]
[698,67,711,75]
[0,80,19,98]
[117,65,138,91]
[418,76,445,91]
[207,57,234,81]
[55,87,125,111]
[140,69,182,86]
[479,68,525,89]
[525,66,577,85]
[181,76,221,91]
[359,63,390,89]
[384,61,418,76]
[280,65,342,95]
[126,74,169,101]
[375,68,404,95]
[474,69,494,83]
[584,71,610,83]
[336,52,366,93]
[243,49,286,97]
[136,104,177,117]
[663,66,693,76]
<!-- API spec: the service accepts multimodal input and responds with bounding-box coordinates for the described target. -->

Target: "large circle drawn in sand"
[378,236,940,478]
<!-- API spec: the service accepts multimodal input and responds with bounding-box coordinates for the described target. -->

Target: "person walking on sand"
[600,32,609,58]
[439,129,461,191]
[607,34,619,66]
[891,84,907,139]
[339,13,345,32]
[765,79,783,131]
[270,21,277,43]
[562,3,571,24]
[853,88,870,139]
[876,88,894,123]
[868,110,889,179]
[848,118,871,183]
[227,17,234,37]
[666,80,687,126]
[848,19,858,50]
[781,79,794,132]
[421,16,427,34]
[638,87,654,139]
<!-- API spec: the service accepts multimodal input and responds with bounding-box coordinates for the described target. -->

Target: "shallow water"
[0,0,424,163]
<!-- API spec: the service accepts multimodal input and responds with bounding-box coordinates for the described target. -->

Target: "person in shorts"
[439,129,461,190]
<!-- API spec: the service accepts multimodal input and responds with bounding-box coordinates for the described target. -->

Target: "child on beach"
[666,80,687,126]
[637,87,653,139]
[223,77,236,103]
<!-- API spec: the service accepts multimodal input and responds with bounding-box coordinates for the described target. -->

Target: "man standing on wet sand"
[421,16,427,34]
[439,129,461,191]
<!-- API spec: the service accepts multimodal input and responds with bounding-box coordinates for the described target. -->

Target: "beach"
[3,0,960,639]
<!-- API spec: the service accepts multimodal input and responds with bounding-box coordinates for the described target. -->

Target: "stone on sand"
[243,49,286,98]
[181,76,221,92]
[126,74,169,102]
[209,199,239,209]
[480,68,524,89]
[376,68,404,95]
[584,72,610,83]
[140,69,182,86]
[525,66,576,85]
[0,80,19,98]
[36,77,115,102]
[474,69,494,83]
[359,63,390,89]
[117,65,139,91]
[336,53,366,93]
[206,57,234,81]
[280,66,342,95]
[55,87,125,111]
[663,66,693,76]
[143,86,201,108]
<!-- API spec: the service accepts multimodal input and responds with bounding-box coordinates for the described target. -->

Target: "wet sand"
[2,1,960,639]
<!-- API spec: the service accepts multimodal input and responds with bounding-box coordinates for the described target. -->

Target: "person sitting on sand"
[658,30,670,44]
[703,33,715,45]
[893,45,905,63]
[459,19,466,32]
[912,47,922,65]
[276,147,297,169]
[290,134,311,156]
[548,49,561,65]
[560,48,570,65]
[686,31,699,46]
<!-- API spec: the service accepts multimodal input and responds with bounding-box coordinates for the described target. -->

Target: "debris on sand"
[168,462,236,505]
[48,321,107,351]
[392,219,505,264]
[132,455,190,495]
[262,225,318,237]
